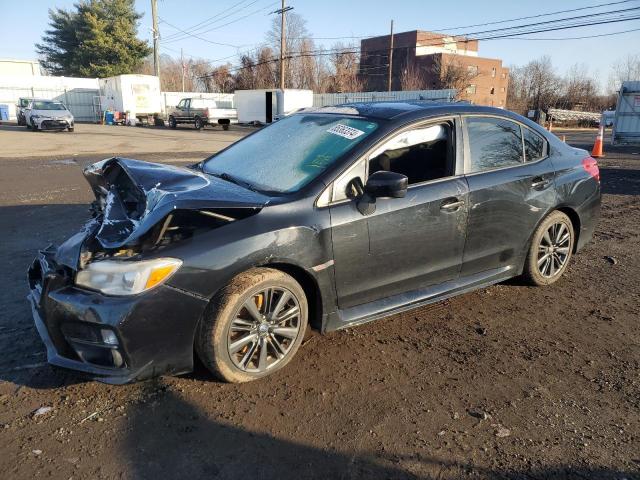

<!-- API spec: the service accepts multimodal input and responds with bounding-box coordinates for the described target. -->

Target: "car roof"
[311,101,515,121]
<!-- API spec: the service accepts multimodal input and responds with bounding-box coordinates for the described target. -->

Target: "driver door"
[328,118,469,309]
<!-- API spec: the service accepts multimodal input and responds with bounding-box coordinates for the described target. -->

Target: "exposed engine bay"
[72,157,266,269]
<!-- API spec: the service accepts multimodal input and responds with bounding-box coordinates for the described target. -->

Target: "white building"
[0,59,43,76]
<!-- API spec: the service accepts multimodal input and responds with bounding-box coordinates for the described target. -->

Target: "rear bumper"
[575,183,601,252]
[28,250,208,384]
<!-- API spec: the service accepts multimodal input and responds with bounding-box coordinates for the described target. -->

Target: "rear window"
[523,127,546,162]
[466,116,524,173]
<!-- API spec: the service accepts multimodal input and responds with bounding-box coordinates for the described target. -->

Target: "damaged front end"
[28,157,268,383]
[77,157,266,268]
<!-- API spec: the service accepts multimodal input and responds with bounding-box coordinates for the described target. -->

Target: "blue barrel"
[105,111,115,125]
[0,104,9,121]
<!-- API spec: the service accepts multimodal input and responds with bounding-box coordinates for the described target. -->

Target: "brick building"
[359,30,509,107]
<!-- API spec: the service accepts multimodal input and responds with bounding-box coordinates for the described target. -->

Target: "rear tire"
[522,211,574,286]
[196,268,308,383]
[194,116,203,130]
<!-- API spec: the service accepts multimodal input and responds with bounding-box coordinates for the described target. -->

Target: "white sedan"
[25,99,74,132]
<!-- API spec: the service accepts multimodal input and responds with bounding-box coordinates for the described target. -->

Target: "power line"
[198,12,640,77]
[159,17,244,47]
[287,0,637,41]
[161,0,254,41]
[161,0,261,42]
[505,26,640,40]
[162,1,279,44]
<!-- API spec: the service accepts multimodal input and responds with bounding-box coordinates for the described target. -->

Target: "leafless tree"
[254,47,277,89]
[326,43,362,93]
[608,53,640,94]
[400,62,425,91]
[267,12,317,89]
[431,55,479,99]
[506,56,562,114]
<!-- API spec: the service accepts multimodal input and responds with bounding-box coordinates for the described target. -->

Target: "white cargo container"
[234,89,313,124]
[612,81,640,145]
[98,74,163,122]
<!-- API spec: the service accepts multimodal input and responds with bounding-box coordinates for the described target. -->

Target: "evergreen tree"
[36,0,152,77]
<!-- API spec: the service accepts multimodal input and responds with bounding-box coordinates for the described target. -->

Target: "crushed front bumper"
[28,248,209,384]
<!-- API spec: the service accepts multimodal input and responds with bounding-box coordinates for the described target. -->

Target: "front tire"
[196,268,308,383]
[168,116,177,128]
[523,211,574,286]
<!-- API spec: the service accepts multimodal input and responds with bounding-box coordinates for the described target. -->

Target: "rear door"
[460,115,556,277]
[329,117,469,309]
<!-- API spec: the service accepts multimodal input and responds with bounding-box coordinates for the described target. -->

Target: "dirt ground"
[0,123,638,480]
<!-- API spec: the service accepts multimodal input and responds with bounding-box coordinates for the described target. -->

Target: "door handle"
[531,177,550,189]
[440,198,464,211]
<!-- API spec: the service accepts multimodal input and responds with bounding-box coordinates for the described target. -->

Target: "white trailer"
[234,89,313,124]
[98,74,163,123]
[612,81,640,145]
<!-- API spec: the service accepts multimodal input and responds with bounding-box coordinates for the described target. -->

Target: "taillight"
[582,156,600,182]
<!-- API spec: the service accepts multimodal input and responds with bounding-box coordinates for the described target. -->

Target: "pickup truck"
[168,98,237,130]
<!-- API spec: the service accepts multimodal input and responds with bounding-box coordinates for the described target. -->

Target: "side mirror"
[364,171,408,199]
[356,171,408,216]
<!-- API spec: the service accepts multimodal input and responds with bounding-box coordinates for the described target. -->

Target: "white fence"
[0,74,101,121]
[0,72,456,122]
[313,89,456,107]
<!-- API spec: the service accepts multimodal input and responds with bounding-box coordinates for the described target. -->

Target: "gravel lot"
[0,123,638,479]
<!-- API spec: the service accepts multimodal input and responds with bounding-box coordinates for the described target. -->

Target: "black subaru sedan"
[28,102,601,383]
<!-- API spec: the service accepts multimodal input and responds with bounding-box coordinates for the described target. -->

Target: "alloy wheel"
[227,287,301,373]
[537,222,571,278]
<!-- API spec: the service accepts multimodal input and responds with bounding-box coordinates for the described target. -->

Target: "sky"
[1,0,639,87]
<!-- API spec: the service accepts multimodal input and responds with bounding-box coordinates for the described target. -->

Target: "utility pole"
[151,0,160,79]
[272,1,293,90]
[181,48,185,92]
[388,20,394,92]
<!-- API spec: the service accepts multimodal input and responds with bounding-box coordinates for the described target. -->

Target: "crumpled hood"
[83,157,270,249]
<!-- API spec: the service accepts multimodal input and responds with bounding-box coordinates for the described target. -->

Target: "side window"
[466,117,523,173]
[368,122,455,185]
[184,99,190,109]
[177,99,185,109]
[523,127,546,162]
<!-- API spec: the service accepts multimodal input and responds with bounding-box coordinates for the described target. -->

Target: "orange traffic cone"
[591,124,605,158]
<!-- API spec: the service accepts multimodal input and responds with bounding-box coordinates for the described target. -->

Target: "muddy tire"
[196,268,308,383]
[194,116,203,130]
[168,116,177,129]
[523,210,574,286]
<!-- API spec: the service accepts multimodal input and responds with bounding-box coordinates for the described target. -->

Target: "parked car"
[28,102,600,384]
[16,97,33,126]
[25,99,74,131]
[168,98,237,130]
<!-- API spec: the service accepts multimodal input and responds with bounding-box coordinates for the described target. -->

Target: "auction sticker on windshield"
[327,124,365,140]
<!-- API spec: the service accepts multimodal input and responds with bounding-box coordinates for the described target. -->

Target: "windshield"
[32,101,66,111]
[203,114,378,193]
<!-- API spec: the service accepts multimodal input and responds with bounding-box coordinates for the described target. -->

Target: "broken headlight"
[75,258,182,295]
